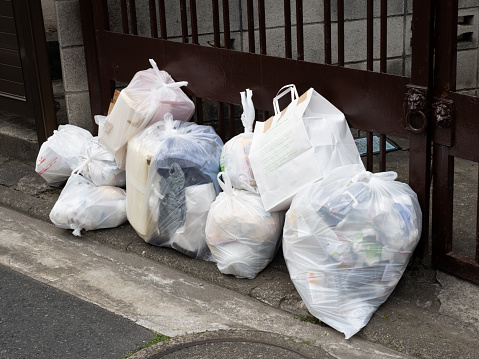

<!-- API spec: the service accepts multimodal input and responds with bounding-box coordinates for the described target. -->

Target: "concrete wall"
[53,0,479,130]
[41,0,57,32]
[54,0,92,132]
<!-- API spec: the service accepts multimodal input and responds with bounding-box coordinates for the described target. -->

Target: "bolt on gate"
[79,0,479,284]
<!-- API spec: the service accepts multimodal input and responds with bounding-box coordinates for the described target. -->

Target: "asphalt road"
[0,263,155,359]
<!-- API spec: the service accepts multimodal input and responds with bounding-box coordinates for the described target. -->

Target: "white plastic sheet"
[220,89,258,193]
[283,164,422,339]
[50,173,127,236]
[126,114,223,260]
[35,125,93,187]
[206,173,283,279]
[99,59,195,169]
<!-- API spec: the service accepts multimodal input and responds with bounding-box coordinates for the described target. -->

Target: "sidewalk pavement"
[1,153,479,359]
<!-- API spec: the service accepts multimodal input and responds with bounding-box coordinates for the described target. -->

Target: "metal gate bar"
[324,0,331,64]
[258,0,266,55]
[129,0,138,35]
[180,0,188,43]
[337,0,344,66]
[284,0,292,59]
[190,0,198,43]
[158,0,167,39]
[431,0,458,276]
[148,0,157,38]
[296,0,304,61]
[379,0,388,172]
[407,0,435,257]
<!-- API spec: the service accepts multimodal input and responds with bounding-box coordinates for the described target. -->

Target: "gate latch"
[432,97,455,147]
[404,85,428,134]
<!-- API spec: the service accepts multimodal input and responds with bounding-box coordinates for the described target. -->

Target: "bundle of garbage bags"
[39,59,195,237]
[36,60,423,338]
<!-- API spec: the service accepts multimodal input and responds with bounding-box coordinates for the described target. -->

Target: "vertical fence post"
[431,1,459,266]
[408,0,435,258]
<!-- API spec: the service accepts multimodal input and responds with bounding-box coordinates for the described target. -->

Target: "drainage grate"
[354,135,400,157]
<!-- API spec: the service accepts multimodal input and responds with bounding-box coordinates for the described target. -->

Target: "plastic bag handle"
[163,112,178,133]
[240,88,255,133]
[272,84,299,116]
[71,157,91,176]
[352,171,398,183]
[149,59,163,80]
[217,172,234,196]
[149,59,188,88]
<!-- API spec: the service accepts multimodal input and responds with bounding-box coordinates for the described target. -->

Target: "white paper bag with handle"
[249,84,363,212]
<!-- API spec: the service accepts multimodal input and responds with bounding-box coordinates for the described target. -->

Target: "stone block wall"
[55,0,93,132]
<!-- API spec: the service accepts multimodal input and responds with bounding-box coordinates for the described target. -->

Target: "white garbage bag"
[35,125,93,187]
[283,164,422,339]
[76,137,126,187]
[206,173,283,279]
[99,59,195,169]
[50,173,127,236]
[220,89,258,193]
[126,114,223,260]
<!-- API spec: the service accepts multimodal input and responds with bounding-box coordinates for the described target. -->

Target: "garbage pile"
[36,60,422,339]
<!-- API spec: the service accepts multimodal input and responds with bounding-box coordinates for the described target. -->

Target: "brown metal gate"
[0,0,56,144]
[79,1,479,283]
[431,2,479,283]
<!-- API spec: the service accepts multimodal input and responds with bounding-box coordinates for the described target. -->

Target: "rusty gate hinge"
[404,85,428,134]
[432,97,455,147]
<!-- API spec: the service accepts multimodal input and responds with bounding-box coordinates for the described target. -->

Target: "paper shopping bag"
[249,84,363,212]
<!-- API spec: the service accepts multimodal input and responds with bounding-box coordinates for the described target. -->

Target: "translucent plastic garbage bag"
[154,116,224,195]
[50,173,127,236]
[35,124,93,187]
[99,59,195,169]
[206,173,283,279]
[220,89,258,193]
[282,164,422,339]
[126,114,223,260]
[77,137,126,187]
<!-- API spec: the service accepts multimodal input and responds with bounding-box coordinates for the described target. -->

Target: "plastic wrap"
[77,137,126,187]
[282,164,422,339]
[35,124,93,187]
[50,173,127,236]
[206,173,283,279]
[220,89,257,193]
[99,59,195,169]
[126,114,223,259]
